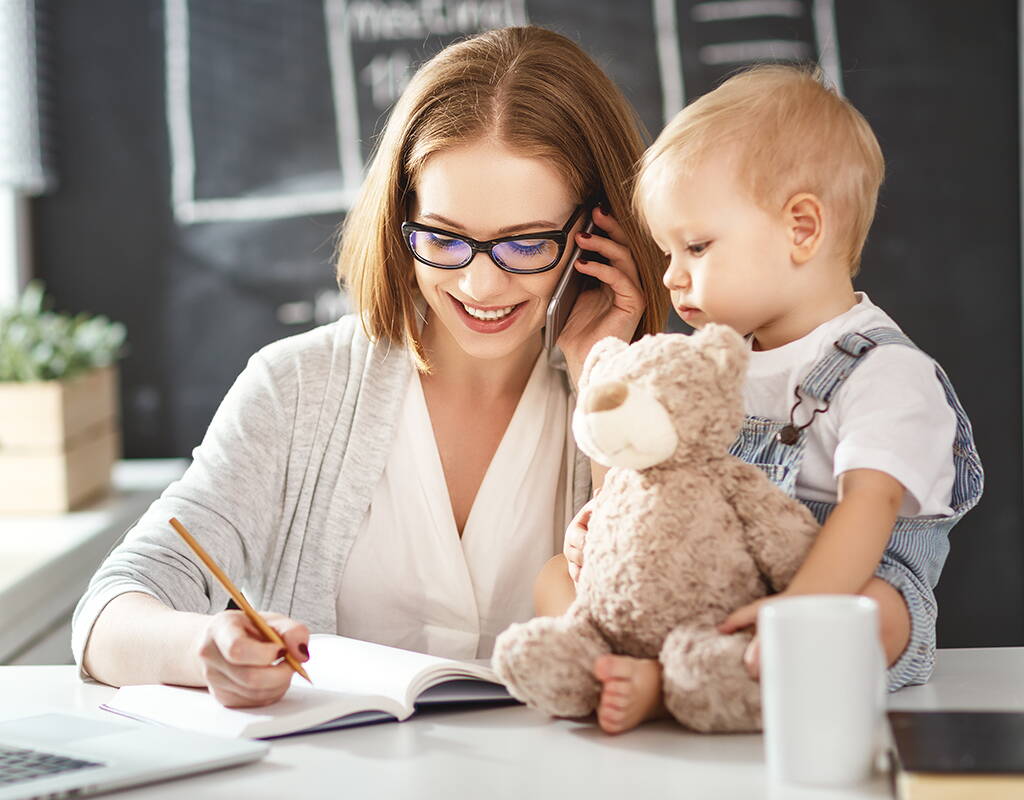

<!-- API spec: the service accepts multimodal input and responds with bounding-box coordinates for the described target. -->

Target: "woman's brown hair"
[337,25,666,368]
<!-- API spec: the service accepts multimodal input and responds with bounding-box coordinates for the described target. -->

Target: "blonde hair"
[337,26,666,369]
[636,64,885,275]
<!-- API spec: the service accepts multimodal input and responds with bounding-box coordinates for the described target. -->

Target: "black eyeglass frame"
[401,204,587,275]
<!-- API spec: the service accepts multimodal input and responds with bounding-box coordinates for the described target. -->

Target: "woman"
[74,26,665,708]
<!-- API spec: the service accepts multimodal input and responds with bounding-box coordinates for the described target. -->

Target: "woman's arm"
[83,592,209,687]
[534,495,598,616]
[74,346,298,690]
[84,591,310,707]
[534,555,577,616]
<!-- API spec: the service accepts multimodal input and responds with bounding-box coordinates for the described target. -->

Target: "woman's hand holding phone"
[555,205,646,388]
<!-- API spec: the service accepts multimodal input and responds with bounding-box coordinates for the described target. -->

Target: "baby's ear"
[695,324,748,384]
[578,337,629,392]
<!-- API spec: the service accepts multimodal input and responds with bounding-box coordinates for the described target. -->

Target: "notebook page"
[102,634,502,738]
[302,634,499,708]
[102,682,402,739]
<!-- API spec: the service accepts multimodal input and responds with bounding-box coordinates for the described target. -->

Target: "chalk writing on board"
[651,0,842,122]
[165,0,527,225]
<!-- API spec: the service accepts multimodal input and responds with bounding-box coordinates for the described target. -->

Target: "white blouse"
[336,353,570,659]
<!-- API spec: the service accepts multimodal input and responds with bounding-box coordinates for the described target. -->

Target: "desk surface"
[1,647,1021,800]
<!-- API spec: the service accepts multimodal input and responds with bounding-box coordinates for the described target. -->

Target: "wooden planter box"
[0,366,121,514]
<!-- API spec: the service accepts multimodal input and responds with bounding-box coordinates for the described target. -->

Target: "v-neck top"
[72,315,591,681]
[335,352,569,659]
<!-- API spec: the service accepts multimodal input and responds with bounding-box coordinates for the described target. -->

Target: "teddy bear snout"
[585,381,628,413]
[572,380,680,471]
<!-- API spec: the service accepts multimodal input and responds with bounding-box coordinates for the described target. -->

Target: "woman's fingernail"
[576,259,588,266]
[579,231,591,239]
[299,643,310,660]
[598,201,610,214]
[276,648,286,660]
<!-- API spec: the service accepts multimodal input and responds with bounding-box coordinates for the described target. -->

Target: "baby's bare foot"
[592,654,666,734]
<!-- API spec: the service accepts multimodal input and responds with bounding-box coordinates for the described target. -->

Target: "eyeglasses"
[401,205,585,274]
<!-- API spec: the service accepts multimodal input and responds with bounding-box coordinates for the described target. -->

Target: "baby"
[536,64,983,734]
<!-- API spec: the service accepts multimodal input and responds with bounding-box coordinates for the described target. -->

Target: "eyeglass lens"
[408,231,561,271]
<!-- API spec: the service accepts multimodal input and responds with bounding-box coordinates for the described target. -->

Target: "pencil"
[168,517,312,684]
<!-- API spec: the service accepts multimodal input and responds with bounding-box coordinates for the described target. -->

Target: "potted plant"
[0,282,126,513]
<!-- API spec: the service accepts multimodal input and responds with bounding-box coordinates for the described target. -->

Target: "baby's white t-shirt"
[743,293,956,517]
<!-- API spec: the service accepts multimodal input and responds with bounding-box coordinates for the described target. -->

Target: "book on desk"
[888,710,1024,800]
[101,634,514,738]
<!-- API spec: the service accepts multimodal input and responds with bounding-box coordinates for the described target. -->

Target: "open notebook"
[101,634,513,739]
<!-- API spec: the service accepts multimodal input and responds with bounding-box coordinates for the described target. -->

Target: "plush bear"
[492,325,819,732]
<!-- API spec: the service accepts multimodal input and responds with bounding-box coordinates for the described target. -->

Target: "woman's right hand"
[195,610,310,708]
[564,498,596,584]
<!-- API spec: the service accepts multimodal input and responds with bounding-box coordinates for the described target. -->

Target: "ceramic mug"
[759,594,886,787]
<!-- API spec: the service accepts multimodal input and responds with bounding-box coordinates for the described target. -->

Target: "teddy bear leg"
[492,608,610,718]
[659,625,762,733]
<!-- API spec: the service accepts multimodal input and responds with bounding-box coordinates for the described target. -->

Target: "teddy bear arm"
[726,463,819,593]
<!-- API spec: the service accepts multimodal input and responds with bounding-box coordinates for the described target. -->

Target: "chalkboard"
[32,0,1021,650]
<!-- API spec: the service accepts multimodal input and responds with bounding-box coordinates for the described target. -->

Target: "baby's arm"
[783,468,903,595]
[721,468,910,670]
[723,468,902,616]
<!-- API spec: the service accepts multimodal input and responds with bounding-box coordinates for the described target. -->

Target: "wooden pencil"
[168,517,312,684]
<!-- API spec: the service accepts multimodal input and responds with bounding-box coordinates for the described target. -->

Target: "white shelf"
[0,459,189,664]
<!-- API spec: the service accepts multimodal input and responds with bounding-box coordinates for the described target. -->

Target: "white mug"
[759,594,886,787]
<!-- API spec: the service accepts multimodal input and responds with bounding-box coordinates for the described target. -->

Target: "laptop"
[0,711,268,799]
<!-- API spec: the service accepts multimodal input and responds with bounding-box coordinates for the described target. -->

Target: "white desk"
[1,648,1020,800]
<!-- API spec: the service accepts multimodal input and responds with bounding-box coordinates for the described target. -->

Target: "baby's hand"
[719,601,770,681]
[718,597,770,634]
[743,635,761,681]
[564,499,595,584]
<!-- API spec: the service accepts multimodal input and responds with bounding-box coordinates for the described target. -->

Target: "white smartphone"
[544,219,609,366]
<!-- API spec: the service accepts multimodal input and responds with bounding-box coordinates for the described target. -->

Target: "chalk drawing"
[651,0,843,122]
[166,0,527,225]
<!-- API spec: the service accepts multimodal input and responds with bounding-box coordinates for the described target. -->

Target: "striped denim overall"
[729,327,984,691]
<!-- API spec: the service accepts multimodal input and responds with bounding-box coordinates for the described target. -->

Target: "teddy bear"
[492,324,820,732]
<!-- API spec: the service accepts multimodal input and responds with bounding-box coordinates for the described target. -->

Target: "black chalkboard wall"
[32,1,1021,650]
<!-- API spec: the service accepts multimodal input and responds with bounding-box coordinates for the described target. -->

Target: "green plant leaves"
[0,281,126,382]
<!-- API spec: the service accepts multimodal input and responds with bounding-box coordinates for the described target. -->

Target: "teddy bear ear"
[578,337,629,392]
[696,323,748,382]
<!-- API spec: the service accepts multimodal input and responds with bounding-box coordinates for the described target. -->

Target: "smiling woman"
[73,25,666,710]
[407,141,579,363]
[339,25,666,376]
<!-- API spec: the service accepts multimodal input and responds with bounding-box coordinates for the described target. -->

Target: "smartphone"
[544,218,609,366]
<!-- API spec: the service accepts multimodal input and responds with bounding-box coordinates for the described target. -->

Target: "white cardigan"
[72,315,591,675]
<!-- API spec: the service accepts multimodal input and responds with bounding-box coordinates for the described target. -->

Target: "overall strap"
[794,325,984,516]
[800,326,915,402]
[924,362,985,515]
[776,327,913,446]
